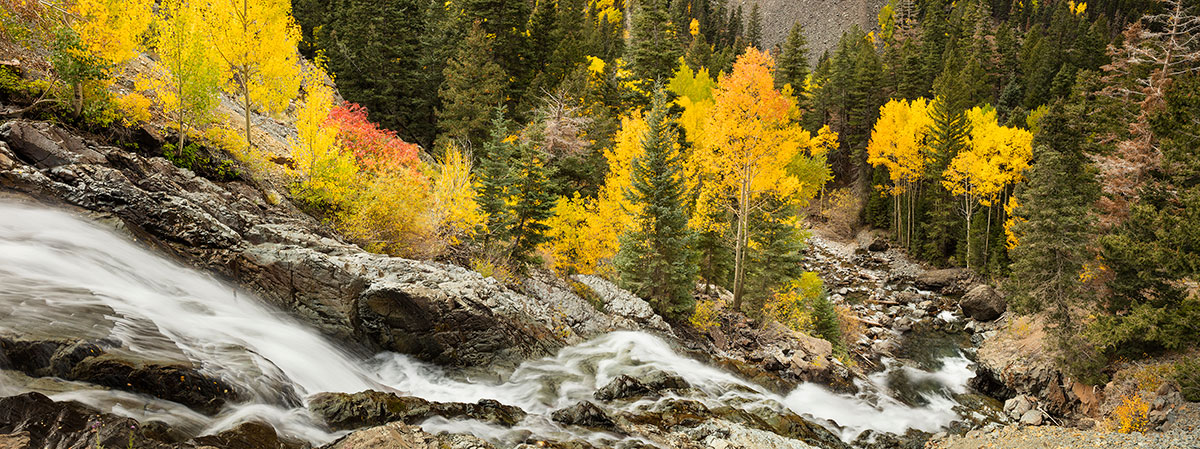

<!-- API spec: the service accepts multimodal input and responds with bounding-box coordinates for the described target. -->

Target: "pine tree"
[746,2,763,49]
[461,0,532,109]
[743,197,806,316]
[1006,102,1099,322]
[436,22,508,153]
[507,140,556,267]
[478,108,517,244]
[629,0,683,82]
[775,22,810,93]
[615,89,698,319]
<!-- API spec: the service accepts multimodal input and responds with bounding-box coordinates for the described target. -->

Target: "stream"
[0,201,984,447]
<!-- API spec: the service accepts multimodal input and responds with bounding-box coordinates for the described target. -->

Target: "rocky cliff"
[750,0,887,57]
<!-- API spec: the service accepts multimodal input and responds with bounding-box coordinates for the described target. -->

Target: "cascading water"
[0,201,981,447]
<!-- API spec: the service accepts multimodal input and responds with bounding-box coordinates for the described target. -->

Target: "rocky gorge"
[0,113,1191,449]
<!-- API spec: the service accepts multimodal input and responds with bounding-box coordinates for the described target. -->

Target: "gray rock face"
[572,275,671,333]
[0,119,669,369]
[960,284,1006,321]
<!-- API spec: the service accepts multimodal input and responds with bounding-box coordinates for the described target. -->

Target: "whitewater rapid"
[0,202,978,446]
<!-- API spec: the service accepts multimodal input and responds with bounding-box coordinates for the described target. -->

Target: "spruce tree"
[478,107,517,244]
[629,0,684,82]
[776,22,810,93]
[743,197,806,316]
[507,141,556,267]
[318,0,428,143]
[746,3,763,49]
[1006,102,1099,322]
[436,23,509,153]
[614,89,698,320]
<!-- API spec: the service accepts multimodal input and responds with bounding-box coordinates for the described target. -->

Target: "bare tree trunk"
[731,174,750,311]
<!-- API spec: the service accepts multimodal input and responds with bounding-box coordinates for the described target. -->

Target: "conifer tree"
[629,0,683,82]
[319,0,426,143]
[776,22,810,93]
[478,108,517,244]
[746,3,763,49]
[615,89,698,319]
[507,140,556,267]
[1006,102,1099,323]
[437,23,508,153]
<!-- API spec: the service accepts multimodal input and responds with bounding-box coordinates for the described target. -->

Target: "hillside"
[752,0,888,56]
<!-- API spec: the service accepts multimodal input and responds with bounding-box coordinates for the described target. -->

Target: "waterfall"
[0,201,978,447]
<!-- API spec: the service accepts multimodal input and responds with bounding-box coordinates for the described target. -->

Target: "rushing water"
[0,202,979,447]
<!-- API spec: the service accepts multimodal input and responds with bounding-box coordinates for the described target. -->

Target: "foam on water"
[0,202,979,446]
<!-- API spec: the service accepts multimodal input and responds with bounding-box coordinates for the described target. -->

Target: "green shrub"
[1175,358,1200,402]
[162,143,239,182]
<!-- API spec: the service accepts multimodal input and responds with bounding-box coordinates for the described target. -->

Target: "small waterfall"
[0,202,978,446]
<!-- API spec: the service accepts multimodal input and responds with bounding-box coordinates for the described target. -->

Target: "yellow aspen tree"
[942,106,1033,267]
[206,0,301,150]
[699,48,813,310]
[60,0,154,115]
[427,143,485,254]
[866,97,934,248]
[290,73,357,209]
[156,0,220,151]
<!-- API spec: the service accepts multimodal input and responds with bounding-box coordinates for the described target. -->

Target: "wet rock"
[318,422,495,449]
[308,390,526,432]
[192,421,284,449]
[683,420,820,448]
[639,370,690,391]
[594,375,652,401]
[551,401,617,431]
[3,121,104,169]
[959,285,1006,321]
[0,392,155,449]
[1019,409,1044,426]
[70,356,236,415]
[0,337,235,414]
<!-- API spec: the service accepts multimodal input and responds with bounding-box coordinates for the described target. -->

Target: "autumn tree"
[55,0,154,115]
[207,0,301,150]
[156,0,220,150]
[866,97,933,249]
[942,106,1033,268]
[700,48,819,310]
[615,88,697,319]
[290,73,357,210]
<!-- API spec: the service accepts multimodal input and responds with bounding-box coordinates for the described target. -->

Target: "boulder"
[914,268,970,292]
[308,391,526,432]
[0,392,157,449]
[1004,395,1032,419]
[1019,409,1044,426]
[0,337,236,415]
[318,422,495,449]
[192,421,284,449]
[550,401,617,431]
[594,375,652,401]
[959,284,1006,321]
[572,275,671,332]
[867,238,889,252]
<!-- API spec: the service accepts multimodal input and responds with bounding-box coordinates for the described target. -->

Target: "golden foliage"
[339,171,430,256]
[69,0,154,69]
[867,98,934,195]
[689,299,722,332]
[114,91,151,125]
[289,76,358,208]
[818,188,862,239]
[763,272,824,334]
[1111,393,1151,433]
[427,144,484,249]
[206,0,301,116]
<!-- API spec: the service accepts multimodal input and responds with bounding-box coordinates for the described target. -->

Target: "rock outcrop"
[0,337,237,414]
[307,390,527,431]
